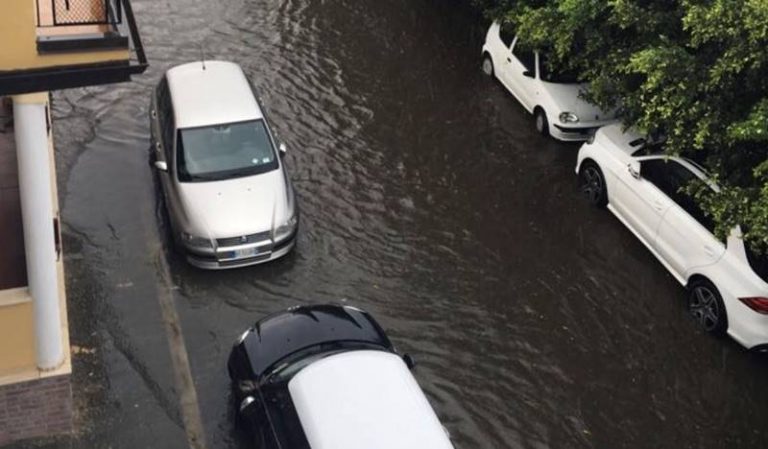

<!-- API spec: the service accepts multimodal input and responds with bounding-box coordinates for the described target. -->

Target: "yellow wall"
[0,0,129,72]
[0,290,36,374]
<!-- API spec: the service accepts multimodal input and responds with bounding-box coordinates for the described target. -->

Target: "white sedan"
[576,124,768,351]
[481,21,617,141]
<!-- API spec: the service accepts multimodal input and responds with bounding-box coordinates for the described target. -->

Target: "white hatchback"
[229,304,455,449]
[576,124,768,351]
[481,21,616,141]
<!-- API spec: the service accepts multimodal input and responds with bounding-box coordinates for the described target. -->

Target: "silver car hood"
[178,168,287,239]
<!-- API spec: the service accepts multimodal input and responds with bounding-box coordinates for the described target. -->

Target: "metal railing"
[37,0,122,27]
[33,0,147,75]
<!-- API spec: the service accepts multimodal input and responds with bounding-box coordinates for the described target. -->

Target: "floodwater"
[47,0,768,448]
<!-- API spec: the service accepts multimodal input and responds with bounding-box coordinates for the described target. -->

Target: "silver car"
[149,61,298,269]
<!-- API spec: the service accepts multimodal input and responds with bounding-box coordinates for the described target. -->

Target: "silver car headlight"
[559,112,579,124]
[274,214,298,242]
[181,232,213,249]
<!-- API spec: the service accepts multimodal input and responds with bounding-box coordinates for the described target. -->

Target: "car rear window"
[745,243,768,283]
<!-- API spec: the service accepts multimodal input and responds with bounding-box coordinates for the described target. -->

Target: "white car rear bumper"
[724,292,768,350]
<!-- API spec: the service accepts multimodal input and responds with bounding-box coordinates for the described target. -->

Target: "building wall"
[0,291,36,373]
[0,94,72,444]
[0,375,73,445]
[0,0,129,72]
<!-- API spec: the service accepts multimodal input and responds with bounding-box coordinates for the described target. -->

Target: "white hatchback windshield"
[539,53,580,84]
[177,119,278,182]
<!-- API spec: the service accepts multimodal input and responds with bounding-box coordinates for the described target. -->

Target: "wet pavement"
[9,0,768,448]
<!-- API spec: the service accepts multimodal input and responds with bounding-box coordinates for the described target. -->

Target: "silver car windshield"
[177,120,278,182]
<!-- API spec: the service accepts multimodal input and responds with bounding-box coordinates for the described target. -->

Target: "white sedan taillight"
[738,297,768,314]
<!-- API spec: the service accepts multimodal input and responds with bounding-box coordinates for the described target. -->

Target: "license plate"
[233,247,259,259]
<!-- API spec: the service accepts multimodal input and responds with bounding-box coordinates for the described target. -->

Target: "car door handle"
[155,142,162,151]
[151,109,157,119]
[507,57,511,63]
[704,246,716,258]
[653,200,665,212]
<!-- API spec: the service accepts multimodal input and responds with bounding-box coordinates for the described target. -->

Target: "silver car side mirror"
[154,160,168,172]
[628,162,640,179]
[279,143,287,156]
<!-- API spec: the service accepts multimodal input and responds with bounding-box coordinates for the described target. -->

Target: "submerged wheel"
[534,108,549,136]
[482,54,494,77]
[688,278,727,335]
[578,160,608,208]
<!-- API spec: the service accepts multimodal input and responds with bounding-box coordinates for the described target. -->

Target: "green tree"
[476,0,768,251]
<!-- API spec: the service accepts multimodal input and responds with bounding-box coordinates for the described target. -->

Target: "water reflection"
[55,0,768,448]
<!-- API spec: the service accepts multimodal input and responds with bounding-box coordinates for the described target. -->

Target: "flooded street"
[41,0,768,448]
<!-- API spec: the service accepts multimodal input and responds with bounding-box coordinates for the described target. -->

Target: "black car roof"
[242,304,392,378]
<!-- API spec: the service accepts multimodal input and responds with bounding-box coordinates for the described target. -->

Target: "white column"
[13,93,63,371]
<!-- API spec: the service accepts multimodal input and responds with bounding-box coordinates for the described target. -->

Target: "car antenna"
[200,40,207,70]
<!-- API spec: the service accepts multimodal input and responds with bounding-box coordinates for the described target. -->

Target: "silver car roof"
[166,61,264,129]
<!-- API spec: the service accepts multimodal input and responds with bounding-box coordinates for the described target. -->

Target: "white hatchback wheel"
[535,108,549,137]
[482,56,493,76]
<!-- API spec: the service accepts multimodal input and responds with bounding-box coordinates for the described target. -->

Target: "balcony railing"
[0,0,149,96]
[32,0,146,67]
[37,0,122,28]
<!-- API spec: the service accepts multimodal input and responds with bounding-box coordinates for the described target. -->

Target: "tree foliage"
[476,0,768,251]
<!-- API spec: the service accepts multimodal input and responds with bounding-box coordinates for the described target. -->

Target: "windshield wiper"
[187,173,224,182]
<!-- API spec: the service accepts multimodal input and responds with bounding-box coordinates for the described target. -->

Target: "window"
[176,120,278,182]
[631,141,665,157]
[641,159,715,233]
[745,240,768,283]
[512,44,536,73]
[499,24,515,47]
[641,159,687,198]
[268,349,345,384]
[155,79,168,136]
[539,53,580,84]
[156,78,175,160]
[162,110,175,161]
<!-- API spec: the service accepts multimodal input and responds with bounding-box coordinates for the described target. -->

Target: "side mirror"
[522,70,534,78]
[628,161,641,179]
[403,353,416,370]
[154,160,168,172]
[279,143,287,157]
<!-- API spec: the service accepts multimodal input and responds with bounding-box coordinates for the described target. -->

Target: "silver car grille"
[216,231,272,247]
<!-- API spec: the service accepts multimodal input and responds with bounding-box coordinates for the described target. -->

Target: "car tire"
[578,160,608,208]
[688,278,728,336]
[482,54,494,77]
[534,108,549,136]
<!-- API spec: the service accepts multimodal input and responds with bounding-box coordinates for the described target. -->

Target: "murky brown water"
[49,0,768,448]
